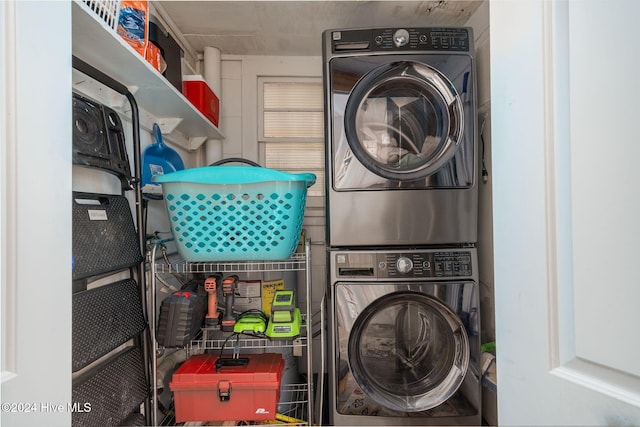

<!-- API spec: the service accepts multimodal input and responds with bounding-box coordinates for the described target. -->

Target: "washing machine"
[323,27,478,247]
[328,247,481,425]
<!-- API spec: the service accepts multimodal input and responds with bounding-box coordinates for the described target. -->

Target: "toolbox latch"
[218,380,232,401]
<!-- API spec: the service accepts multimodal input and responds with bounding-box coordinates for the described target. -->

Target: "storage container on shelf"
[153,164,315,262]
[182,75,220,127]
[170,353,285,423]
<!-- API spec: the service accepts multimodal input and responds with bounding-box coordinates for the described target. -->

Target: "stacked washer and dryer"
[322,27,481,425]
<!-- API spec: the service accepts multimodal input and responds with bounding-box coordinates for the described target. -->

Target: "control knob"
[393,29,410,47]
[396,256,413,274]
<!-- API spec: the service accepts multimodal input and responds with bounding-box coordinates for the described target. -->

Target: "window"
[258,77,324,199]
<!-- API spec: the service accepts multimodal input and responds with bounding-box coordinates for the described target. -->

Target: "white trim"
[1,0,18,382]
[544,0,578,370]
[553,360,640,408]
[548,0,577,369]
[543,0,563,371]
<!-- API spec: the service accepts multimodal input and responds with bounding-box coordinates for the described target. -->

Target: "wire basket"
[154,165,316,262]
[81,0,121,32]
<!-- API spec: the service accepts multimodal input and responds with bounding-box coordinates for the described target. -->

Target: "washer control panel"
[381,251,472,278]
[334,249,474,279]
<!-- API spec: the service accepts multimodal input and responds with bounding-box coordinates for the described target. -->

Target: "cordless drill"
[221,275,239,332]
[203,273,223,327]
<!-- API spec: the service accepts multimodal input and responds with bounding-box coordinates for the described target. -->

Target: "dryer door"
[344,61,464,181]
[346,290,469,413]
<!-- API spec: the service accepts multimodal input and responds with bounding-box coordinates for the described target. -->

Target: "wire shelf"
[153,252,307,274]
[188,316,307,352]
[274,383,310,425]
[157,383,309,426]
[191,336,307,352]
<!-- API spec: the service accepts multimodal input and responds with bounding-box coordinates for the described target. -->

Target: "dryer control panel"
[331,27,471,53]
[334,249,474,280]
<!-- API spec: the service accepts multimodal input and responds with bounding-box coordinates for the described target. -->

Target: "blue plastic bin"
[153,165,316,261]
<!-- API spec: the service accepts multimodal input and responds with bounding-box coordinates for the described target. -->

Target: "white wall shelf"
[72,0,224,149]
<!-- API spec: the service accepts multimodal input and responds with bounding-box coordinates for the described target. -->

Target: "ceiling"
[157,1,484,57]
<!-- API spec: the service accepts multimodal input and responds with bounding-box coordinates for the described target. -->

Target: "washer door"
[348,291,469,412]
[344,61,464,181]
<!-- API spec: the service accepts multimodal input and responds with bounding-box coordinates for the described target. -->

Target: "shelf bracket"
[156,118,183,135]
[155,127,206,152]
[188,136,208,151]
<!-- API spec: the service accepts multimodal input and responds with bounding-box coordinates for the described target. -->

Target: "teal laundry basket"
[153,165,316,261]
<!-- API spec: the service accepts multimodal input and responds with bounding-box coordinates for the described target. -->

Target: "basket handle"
[209,158,262,167]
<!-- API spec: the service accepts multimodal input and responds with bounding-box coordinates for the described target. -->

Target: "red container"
[170,353,284,422]
[182,75,220,127]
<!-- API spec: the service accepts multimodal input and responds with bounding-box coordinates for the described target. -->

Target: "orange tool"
[221,275,239,331]
[204,273,222,327]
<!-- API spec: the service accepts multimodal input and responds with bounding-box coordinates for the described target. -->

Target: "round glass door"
[344,61,464,181]
[348,291,469,412]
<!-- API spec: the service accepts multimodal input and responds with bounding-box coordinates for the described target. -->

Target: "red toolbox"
[170,353,284,422]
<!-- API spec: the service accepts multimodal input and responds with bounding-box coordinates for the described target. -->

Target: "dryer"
[328,247,481,425]
[323,27,478,247]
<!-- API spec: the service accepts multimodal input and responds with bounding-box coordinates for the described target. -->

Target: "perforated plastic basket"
[154,166,316,261]
[81,0,121,32]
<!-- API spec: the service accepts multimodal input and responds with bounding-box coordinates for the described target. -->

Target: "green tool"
[233,310,268,335]
[265,290,301,339]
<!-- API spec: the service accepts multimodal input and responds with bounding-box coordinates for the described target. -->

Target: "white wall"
[466,0,494,345]
[465,3,496,423]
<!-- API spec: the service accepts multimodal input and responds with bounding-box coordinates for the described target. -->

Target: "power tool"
[203,273,222,327]
[265,289,301,339]
[221,275,239,332]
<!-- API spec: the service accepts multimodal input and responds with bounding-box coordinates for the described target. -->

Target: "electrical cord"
[480,115,489,183]
[218,332,240,359]
[236,309,269,324]
[217,330,271,360]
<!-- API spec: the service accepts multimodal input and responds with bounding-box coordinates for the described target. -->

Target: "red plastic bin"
[170,353,284,422]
